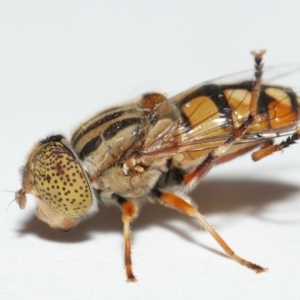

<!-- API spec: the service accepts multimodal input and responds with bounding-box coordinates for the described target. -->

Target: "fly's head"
[16,135,98,231]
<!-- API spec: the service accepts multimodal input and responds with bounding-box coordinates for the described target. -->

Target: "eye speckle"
[33,142,92,216]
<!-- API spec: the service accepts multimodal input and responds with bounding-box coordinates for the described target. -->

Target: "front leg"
[118,198,139,282]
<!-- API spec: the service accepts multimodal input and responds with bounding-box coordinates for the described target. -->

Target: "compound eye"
[33,140,93,217]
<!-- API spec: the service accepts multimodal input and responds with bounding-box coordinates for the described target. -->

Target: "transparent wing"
[140,115,298,159]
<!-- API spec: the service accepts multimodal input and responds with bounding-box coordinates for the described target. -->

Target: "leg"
[252,128,300,161]
[216,143,262,165]
[119,199,139,282]
[158,191,267,273]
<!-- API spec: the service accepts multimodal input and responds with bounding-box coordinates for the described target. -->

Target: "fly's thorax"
[69,93,183,204]
[71,102,143,158]
[16,135,98,231]
[71,103,145,185]
[79,121,143,186]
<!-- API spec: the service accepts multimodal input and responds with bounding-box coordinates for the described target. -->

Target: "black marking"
[153,189,162,198]
[256,90,275,115]
[117,196,127,205]
[221,81,254,91]
[177,84,233,129]
[79,136,102,160]
[103,118,140,140]
[72,111,125,146]
[279,132,300,150]
[277,87,299,113]
[157,161,186,187]
[159,159,172,186]
[40,135,65,145]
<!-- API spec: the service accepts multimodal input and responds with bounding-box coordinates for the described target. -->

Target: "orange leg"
[158,192,267,273]
[120,200,139,282]
[216,143,262,165]
[252,129,300,161]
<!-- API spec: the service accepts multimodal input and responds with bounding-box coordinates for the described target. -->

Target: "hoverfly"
[16,50,300,282]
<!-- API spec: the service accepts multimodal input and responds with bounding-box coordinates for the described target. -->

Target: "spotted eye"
[33,138,93,217]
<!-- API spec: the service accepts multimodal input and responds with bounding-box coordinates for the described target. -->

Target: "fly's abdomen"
[169,81,300,167]
[173,81,300,138]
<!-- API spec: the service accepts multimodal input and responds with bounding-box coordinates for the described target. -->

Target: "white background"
[1,1,300,299]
